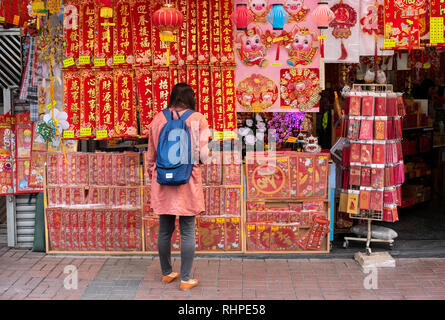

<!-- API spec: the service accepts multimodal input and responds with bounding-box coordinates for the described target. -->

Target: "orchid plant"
[267,112,305,144]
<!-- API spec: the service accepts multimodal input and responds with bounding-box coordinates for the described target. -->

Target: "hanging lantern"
[267,0,289,61]
[152,1,184,67]
[311,1,335,59]
[231,0,253,31]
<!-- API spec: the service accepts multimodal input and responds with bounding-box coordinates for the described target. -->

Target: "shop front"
[0,0,444,255]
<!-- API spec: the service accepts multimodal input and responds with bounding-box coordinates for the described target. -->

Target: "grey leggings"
[158,215,195,281]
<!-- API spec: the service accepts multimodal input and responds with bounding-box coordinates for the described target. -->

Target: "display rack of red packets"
[338,90,406,222]
[45,152,143,252]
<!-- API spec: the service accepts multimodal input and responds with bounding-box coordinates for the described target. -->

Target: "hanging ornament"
[231,0,254,31]
[46,0,62,15]
[152,1,184,67]
[311,1,335,58]
[267,0,290,60]
[329,0,357,61]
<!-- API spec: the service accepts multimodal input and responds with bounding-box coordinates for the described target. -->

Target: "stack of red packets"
[46,152,142,252]
[339,90,406,222]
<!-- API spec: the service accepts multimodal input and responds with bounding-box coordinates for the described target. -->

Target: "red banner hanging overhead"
[152,68,171,118]
[209,0,222,64]
[186,65,199,110]
[79,0,95,68]
[176,0,188,65]
[198,66,212,127]
[222,68,237,133]
[80,70,96,139]
[136,68,153,137]
[130,0,152,66]
[220,0,235,66]
[114,0,134,67]
[197,0,211,64]
[95,2,114,68]
[63,71,82,138]
[187,0,198,65]
[63,0,80,66]
[211,67,224,132]
[114,69,138,138]
[95,71,115,139]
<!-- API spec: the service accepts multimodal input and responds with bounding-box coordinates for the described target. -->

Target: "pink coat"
[146,108,210,216]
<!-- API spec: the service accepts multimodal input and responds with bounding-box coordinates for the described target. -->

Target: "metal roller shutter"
[15,195,36,248]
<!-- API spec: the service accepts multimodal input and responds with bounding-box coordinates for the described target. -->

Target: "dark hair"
[168,83,196,110]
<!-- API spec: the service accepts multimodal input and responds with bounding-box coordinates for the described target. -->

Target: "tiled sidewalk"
[1,246,445,300]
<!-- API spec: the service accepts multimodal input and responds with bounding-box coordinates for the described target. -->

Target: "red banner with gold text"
[63,71,81,138]
[114,0,134,67]
[130,0,152,66]
[80,70,96,138]
[95,71,115,139]
[79,0,95,68]
[136,68,153,137]
[114,69,138,138]
[63,0,80,66]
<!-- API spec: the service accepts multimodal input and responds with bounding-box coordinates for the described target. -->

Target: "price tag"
[45,100,56,110]
[384,38,396,48]
[80,127,92,137]
[96,130,108,139]
[231,218,240,223]
[0,17,5,22]
[78,56,91,65]
[63,130,75,139]
[286,136,297,143]
[430,17,444,44]
[271,63,282,66]
[247,225,255,230]
[63,58,75,68]
[223,131,235,140]
[271,226,279,231]
[216,218,225,224]
[113,55,125,64]
[94,58,106,67]
[273,36,284,43]
[108,140,117,147]
[213,131,223,140]
[318,35,328,40]
[407,19,413,25]
[257,225,265,230]
[13,15,20,25]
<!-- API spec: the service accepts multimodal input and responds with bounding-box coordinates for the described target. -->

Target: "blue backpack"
[156,108,195,186]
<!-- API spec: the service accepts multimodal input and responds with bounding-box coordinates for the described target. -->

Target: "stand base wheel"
[343,240,349,248]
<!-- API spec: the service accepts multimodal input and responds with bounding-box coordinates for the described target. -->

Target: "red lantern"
[311,1,335,58]
[231,0,253,31]
[152,2,184,66]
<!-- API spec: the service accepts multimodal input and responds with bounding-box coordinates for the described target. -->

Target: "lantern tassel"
[166,46,170,67]
[276,44,280,61]
[338,40,347,60]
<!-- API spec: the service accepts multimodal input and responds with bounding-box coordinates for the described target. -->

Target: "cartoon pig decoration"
[287,27,318,66]
[236,26,269,68]
[284,0,309,23]
[248,0,270,23]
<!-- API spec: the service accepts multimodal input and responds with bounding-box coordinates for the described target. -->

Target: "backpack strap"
[162,108,173,121]
[179,109,195,122]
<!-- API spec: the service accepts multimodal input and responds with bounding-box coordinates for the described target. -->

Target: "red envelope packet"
[256,223,271,251]
[374,120,386,140]
[87,211,97,251]
[225,217,241,251]
[386,94,398,116]
[289,154,299,197]
[224,187,241,216]
[246,224,257,251]
[383,206,399,222]
[350,165,361,187]
[145,217,159,251]
[384,189,396,205]
[89,154,98,186]
[126,210,142,251]
[87,187,100,205]
[104,154,114,186]
[373,144,385,164]
[344,95,351,115]
[78,153,89,185]
[370,190,384,212]
[359,190,371,210]
[361,95,375,116]
[113,211,123,250]
[371,167,384,189]
[270,224,299,251]
[303,201,324,212]
[105,210,114,251]
[360,167,371,187]
[346,193,359,214]
[386,120,395,140]
[78,211,88,251]
[350,142,361,163]
[206,152,222,185]
[347,119,361,140]
[246,211,257,222]
[297,155,314,198]
[374,96,386,116]
[95,210,106,250]
[125,152,141,186]
[71,210,79,251]
[222,151,242,185]
[349,96,362,116]
[71,187,85,205]
[62,210,71,251]
[359,120,374,140]
[47,208,62,251]
[360,144,372,164]
[127,187,141,208]
[113,154,126,186]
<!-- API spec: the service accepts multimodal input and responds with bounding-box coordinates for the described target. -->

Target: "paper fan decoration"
[236,74,279,111]
[329,0,358,60]
[280,68,322,111]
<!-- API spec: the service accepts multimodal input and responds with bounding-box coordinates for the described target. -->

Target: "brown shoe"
[179,279,199,291]
[161,272,180,283]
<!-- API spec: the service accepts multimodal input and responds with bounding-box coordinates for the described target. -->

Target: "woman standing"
[146,83,209,291]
